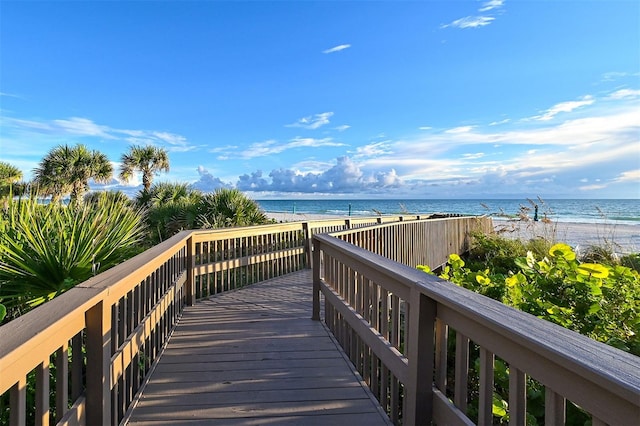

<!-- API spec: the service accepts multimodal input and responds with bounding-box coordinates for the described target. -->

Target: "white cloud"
[286,112,334,129]
[191,166,233,192]
[53,117,114,138]
[607,89,640,100]
[335,125,351,132]
[613,169,640,183]
[462,153,485,159]
[322,44,351,54]
[3,115,195,151]
[479,0,505,12]
[442,16,495,29]
[237,156,402,193]
[579,183,607,191]
[418,126,432,130]
[353,141,393,158]
[240,137,346,159]
[445,125,475,134]
[532,95,595,121]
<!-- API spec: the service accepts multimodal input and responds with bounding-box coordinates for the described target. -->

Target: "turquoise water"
[256,199,640,226]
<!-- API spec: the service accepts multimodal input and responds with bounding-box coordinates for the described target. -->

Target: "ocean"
[256,199,640,226]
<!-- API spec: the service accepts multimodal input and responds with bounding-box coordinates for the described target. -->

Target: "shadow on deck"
[125,270,391,425]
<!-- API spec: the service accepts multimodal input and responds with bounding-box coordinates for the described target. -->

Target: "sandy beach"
[266,212,639,255]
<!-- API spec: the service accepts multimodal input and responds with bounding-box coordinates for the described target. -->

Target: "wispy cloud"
[479,0,504,12]
[531,95,595,121]
[335,125,351,132]
[601,71,640,82]
[442,16,495,29]
[352,141,393,159]
[442,0,505,29]
[606,89,640,100]
[445,125,475,134]
[322,44,351,54]
[613,169,640,183]
[239,137,346,159]
[2,115,195,152]
[0,92,23,99]
[286,112,334,129]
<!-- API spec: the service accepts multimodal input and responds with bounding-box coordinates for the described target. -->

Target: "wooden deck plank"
[127,412,388,425]
[125,270,390,425]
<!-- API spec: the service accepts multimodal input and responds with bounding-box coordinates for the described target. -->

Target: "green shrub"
[0,193,146,319]
[418,237,640,424]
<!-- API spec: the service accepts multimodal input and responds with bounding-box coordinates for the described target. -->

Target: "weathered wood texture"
[125,270,391,425]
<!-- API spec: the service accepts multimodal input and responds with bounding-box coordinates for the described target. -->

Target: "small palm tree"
[197,188,269,228]
[0,162,22,185]
[119,145,170,192]
[33,144,113,204]
[0,162,23,201]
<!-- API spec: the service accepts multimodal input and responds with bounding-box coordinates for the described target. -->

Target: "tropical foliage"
[418,235,640,424]
[138,184,272,244]
[32,144,113,204]
[0,161,24,201]
[119,145,170,192]
[0,193,146,320]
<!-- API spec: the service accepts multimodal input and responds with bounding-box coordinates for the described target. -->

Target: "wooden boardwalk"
[125,270,391,425]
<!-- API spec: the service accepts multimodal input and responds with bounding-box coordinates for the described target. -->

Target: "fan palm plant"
[0,193,146,318]
[119,145,170,192]
[0,161,24,202]
[197,188,269,228]
[32,144,113,204]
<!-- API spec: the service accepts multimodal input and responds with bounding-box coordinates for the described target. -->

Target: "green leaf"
[416,264,432,274]
[549,243,576,261]
[492,393,508,417]
[577,263,610,279]
[588,303,601,314]
[0,303,6,322]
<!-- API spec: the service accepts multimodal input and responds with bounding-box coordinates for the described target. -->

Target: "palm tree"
[119,145,170,192]
[33,144,113,204]
[0,162,23,200]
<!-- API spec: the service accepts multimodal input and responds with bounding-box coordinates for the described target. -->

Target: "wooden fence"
[312,218,640,425]
[0,214,427,425]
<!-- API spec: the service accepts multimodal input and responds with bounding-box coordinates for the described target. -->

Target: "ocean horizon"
[256,198,640,226]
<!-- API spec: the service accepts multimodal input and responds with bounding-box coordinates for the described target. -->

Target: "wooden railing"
[0,214,425,425]
[312,218,640,425]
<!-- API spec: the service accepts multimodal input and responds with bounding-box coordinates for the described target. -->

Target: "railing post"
[303,222,312,269]
[312,239,321,321]
[405,285,436,425]
[85,301,111,426]
[186,235,195,305]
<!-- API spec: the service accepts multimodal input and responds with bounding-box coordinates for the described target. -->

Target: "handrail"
[0,214,421,425]
[311,218,640,425]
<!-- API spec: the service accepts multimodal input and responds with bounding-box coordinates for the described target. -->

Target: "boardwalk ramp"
[125,270,391,425]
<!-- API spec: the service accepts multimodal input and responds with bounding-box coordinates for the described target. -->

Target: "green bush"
[418,236,639,424]
[0,193,146,320]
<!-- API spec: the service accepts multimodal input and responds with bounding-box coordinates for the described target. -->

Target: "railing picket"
[478,347,495,426]
[545,387,566,425]
[454,332,469,413]
[10,378,27,426]
[35,360,49,426]
[435,319,448,391]
[55,344,69,422]
[509,367,526,426]
[71,333,83,400]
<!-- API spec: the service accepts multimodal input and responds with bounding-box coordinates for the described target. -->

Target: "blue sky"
[1,0,639,199]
